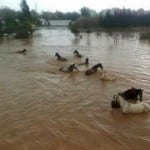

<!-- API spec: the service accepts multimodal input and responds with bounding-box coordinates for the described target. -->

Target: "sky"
[0,0,150,12]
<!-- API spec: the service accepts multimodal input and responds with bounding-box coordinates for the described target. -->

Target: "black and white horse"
[111,88,143,109]
[119,87,143,102]
[112,94,150,113]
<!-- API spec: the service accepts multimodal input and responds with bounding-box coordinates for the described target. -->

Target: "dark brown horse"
[73,50,82,58]
[85,63,103,75]
[55,52,67,61]
[16,49,27,55]
[59,64,79,73]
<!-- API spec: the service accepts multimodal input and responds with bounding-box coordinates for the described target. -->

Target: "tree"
[20,0,31,20]
[80,7,91,17]
[0,7,16,20]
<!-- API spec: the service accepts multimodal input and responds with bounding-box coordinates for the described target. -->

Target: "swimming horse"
[113,94,150,114]
[111,87,143,109]
[85,63,103,75]
[59,64,79,73]
[119,87,143,102]
[73,50,82,58]
[55,52,67,61]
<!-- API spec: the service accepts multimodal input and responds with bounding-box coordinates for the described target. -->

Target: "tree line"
[1,1,150,37]
[70,8,150,33]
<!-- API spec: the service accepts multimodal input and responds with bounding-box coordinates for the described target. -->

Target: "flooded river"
[0,28,150,150]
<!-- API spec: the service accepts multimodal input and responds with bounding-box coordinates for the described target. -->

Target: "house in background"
[40,19,71,27]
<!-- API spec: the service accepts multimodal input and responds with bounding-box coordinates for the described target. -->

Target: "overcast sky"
[0,0,149,12]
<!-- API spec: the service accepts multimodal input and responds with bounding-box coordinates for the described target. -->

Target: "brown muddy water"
[0,28,150,150]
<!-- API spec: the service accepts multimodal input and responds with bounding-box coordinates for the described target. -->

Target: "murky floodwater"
[0,28,150,150]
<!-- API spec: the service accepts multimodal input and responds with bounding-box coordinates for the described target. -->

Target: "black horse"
[73,50,82,58]
[85,63,103,76]
[16,49,27,55]
[59,64,79,73]
[55,52,67,61]
[118,87,143,101]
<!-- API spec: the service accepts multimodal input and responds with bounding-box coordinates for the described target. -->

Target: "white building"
[49,20,71,27]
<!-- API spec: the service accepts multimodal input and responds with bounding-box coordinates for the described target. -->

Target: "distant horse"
[85,63,103,76]
[16,49,27,55]
[73,50,82,58]
[55,52,67,61]
[78,58,89,66]
[59,64,79,73]
[118,87,143,102]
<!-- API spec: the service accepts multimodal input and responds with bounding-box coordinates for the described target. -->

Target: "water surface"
[0,28,150,150]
